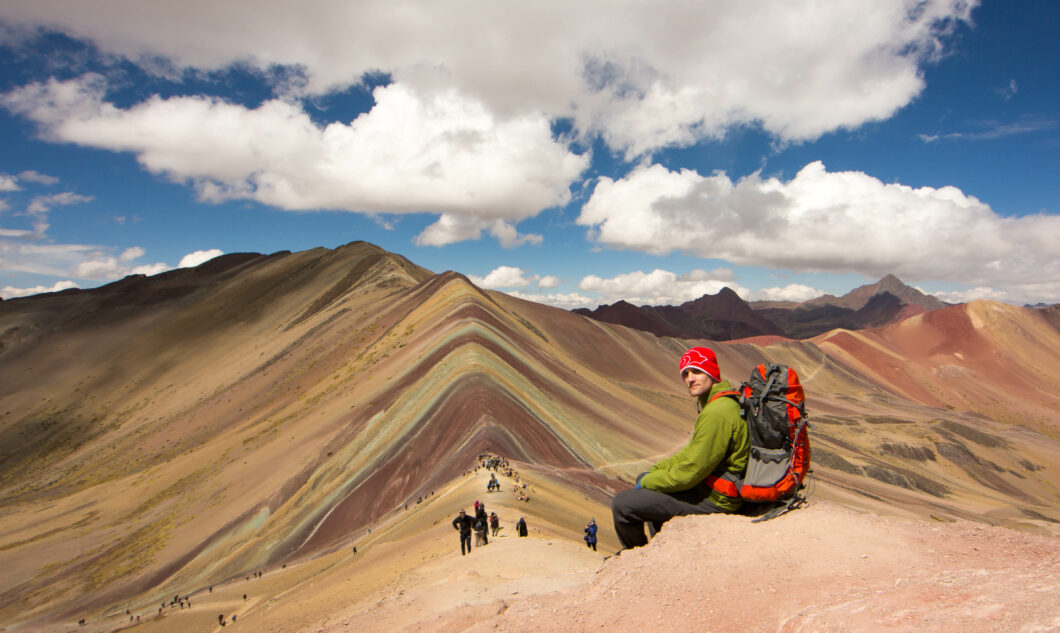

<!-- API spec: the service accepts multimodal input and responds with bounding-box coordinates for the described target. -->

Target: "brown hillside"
[0,242,1057,632]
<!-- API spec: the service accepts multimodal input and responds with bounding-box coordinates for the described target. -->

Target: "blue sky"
[0,0,1057,307]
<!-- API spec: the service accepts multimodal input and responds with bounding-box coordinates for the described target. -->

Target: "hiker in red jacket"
[611,346,750,550]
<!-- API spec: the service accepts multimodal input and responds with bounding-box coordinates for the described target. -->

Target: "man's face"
[682,367,716,398]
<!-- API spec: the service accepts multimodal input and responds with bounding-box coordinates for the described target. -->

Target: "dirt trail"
[308,500,1060,633]
[31,469,1060,633]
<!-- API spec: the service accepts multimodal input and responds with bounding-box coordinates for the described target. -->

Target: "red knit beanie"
[679,346,721,382]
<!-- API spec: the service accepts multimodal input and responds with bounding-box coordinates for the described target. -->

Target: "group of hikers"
[477,454,532,501]
[486,472,502,492]
[450,453,539,554]
[78,562,280,628]
[454,452,605,555]
[452,499,528,555]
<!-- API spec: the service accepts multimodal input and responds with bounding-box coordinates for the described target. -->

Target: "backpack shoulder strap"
[708,389,742,404]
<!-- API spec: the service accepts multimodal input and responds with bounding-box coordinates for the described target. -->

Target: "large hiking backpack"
[714,363,811,521]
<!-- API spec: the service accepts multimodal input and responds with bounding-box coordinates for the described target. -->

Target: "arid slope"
[0,242,1057,632]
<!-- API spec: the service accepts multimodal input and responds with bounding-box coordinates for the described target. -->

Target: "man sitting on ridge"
[611,346,749,550]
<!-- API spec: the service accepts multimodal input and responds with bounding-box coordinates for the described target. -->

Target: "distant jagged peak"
[679,285,745,311]
[572,285,783,340]
[804,274,946,311]
[571,299,641,317]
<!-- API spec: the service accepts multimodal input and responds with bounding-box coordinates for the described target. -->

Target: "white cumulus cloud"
[469,266,537,289]
[503,290,598,311]
[537,275,560,289]
[416,217,544,248]
[119,246,145,261]
[179,249,224,268]
[1,279,79,299]
[578,161,1060,304]
[0,0,974,158]
[578,268,750,306]
[754,284,825,303]
[2,75,588,247]
[17,170,59,185]
[0,239,167,282]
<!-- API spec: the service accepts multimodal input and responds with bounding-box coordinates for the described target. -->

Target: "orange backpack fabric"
[708,363,811,506]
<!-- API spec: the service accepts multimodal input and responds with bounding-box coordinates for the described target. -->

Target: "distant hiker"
[474,515,488,546]
[490,511,500,537]
[452,509,474,555]
[584,519,598,551]
[611,346,749,550]
[516,517,528,537]
[475,504,489,545]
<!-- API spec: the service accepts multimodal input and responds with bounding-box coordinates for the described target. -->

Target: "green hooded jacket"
[639,380,749,512]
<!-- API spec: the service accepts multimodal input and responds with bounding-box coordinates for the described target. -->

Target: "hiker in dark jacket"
[516,517,528,537]
[583,518,598,551]
[611,346,749,550]
[475,504,489,544]
[452,509,474,555]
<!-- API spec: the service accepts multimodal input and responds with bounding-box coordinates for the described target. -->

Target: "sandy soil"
[15,457,1060,633]
[292,482,1060,633]
[3,255,1059,633]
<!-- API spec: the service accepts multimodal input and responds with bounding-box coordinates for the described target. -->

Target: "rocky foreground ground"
[21,466,1060,633]
[311,500,1060,633]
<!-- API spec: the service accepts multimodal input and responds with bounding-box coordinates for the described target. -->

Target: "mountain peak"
[846,275,947,311]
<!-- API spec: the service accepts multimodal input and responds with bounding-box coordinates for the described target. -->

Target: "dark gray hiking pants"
[611,485,724,550]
